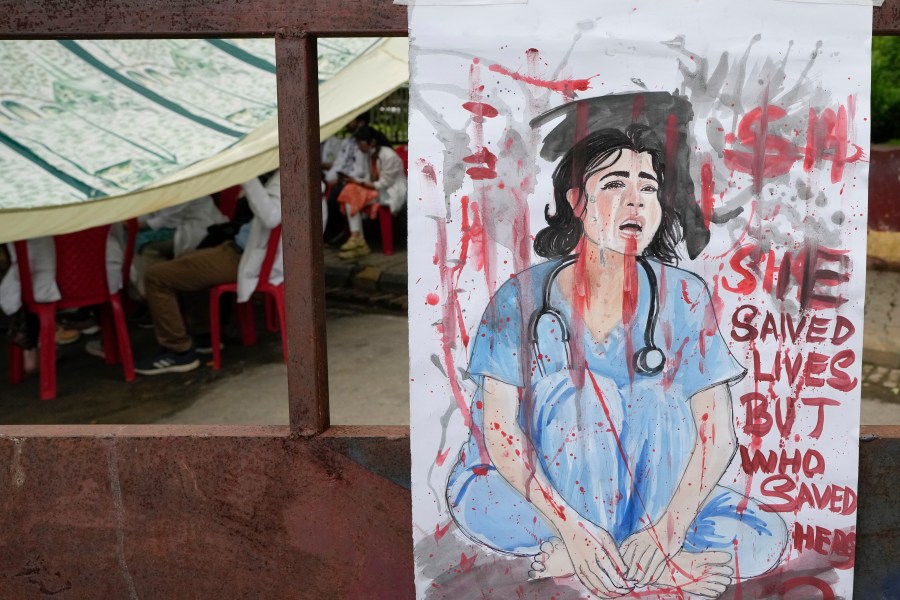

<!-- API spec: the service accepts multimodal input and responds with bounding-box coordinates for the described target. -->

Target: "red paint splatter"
[465,164,496,180]
[459,552,477,573]
[804,100,864,184]
[723,100,801,193]
[462,101,499,120]
[488,62,597,97]
[463,147,498,180]
[434,520,452,542]
[426,293,440,306]
[418,159,437,184]
[435,446,452,467]
[680,280,699,308]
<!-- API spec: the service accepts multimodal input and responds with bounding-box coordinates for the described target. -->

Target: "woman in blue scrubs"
[446,124,787,599]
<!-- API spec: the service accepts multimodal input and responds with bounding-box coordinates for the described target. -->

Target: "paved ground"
[0,248,898,425]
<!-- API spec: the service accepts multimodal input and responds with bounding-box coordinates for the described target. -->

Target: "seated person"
[131,195,228,296]
[336,126,408,259]
[134,171,282,375]
[1,228,127,366]
[322,112,371,245]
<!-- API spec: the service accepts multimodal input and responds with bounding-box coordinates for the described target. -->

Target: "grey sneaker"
[85,339,105,359]
[135,347,200,375]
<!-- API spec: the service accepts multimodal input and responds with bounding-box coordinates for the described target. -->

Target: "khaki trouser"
[144,242,242,352]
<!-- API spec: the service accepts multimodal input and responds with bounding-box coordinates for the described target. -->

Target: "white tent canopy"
[0,37,409,243]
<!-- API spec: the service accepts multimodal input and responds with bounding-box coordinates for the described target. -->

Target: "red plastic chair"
[378,144,409,256]
[120,218,139,315]
[215,185,243,220]
[208,224,285,370]
[8,225,135,400]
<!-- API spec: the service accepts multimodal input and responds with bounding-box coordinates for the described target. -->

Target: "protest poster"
[408,1,870,597]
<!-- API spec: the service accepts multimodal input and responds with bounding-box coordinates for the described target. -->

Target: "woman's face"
[357,139,375,154]
[569,149,663,256]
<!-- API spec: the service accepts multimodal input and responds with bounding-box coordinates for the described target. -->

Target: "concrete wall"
[0,424,894,599]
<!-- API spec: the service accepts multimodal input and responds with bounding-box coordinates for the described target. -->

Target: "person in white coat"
[1,227,128,368]
[336,126,407,259]
[322,112,371,245]
[131,195,228,296]
[135,172,282,375]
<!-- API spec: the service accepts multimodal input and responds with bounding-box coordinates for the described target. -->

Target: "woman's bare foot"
[652,550,734,598]
[528,538,575,580]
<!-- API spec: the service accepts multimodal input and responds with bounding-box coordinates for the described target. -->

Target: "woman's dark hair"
[533,123,683,264]
[353,125,391,148]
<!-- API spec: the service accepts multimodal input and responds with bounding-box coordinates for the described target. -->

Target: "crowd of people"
[0,111,408,382]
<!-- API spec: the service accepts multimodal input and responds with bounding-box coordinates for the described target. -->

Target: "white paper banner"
[409,0,871,598]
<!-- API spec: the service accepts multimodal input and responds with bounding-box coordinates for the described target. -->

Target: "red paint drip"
[426,293,440,306]
[488,62,597,97]
[623,238,639,382]
[632,94,645,122]
[700,161,715,230]
[733,538,742,600]
[536,480,566,522]
[586,369,691,580]
[568,242,589,389]
[434,218,489,465]
[804,100,864,184]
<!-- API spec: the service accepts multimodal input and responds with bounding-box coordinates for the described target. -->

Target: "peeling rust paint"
[0,431,414,598]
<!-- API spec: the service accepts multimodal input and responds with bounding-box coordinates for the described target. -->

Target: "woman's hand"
[620,525,684,586]
[559,519,632,598]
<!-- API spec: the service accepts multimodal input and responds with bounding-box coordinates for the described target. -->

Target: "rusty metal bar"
[277,31,330,436]
[875,0,900,34]
[1,0,899,38]
[0,0,408,38]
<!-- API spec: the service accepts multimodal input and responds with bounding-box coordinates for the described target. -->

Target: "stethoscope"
[528,255,666,377]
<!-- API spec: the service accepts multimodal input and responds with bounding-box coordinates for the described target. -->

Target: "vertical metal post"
[276,30,330,436]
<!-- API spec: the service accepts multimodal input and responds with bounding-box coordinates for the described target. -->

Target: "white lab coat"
[363,146,408,214]
[141,195,227,257]
[0,227,125,316]
[237,171,283,303]
[324,137,369,185]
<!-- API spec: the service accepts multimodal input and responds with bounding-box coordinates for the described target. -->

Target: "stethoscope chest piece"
[633,346,665,376]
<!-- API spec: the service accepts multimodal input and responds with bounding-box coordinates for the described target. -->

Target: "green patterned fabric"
[0,38,377,212]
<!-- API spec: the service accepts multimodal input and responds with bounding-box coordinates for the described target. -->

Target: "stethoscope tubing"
[530,254,666,377]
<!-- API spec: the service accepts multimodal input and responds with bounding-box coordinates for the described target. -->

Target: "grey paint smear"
[671,34,856,312]
[411,24,592,252]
